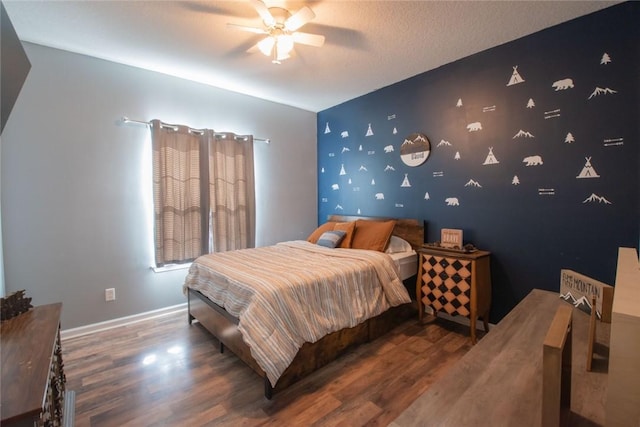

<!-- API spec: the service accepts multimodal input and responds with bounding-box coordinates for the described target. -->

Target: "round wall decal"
[400,133,431,167]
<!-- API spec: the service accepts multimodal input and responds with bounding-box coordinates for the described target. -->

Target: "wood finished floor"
[62,310,478,426]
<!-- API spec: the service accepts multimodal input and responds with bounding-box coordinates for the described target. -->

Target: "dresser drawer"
[422,255,472,317]
[417,248,492,344]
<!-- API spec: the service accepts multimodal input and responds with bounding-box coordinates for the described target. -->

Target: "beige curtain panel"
[151,120,255,267]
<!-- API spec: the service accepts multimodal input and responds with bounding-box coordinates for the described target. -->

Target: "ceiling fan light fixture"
[257,36,275,56]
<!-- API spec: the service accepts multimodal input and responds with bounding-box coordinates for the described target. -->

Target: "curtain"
[207,132,256,252]
[151,120,205,266]
[151,120,256,266]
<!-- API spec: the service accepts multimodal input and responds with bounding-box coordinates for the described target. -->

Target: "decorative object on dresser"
[440,228,462,249]
[1,303,74,427]
[417,246,491,344]
[0,289,33,320]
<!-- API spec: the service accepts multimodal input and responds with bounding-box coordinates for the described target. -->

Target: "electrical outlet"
[105,288,116,301]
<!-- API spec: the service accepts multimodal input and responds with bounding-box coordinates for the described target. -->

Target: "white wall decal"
[523,155,543,166]
[433,171,444,177]
[544,108,561,119]
[483,105,496,112]
[513,130,535,139]
[357,208,361,214]
[527,98,536,108]
[358,145,363,151]
[512,175,520,185]
[331,184,339,190]
[600,53,611,64]
[341,131,349,138]
[359,165,368,172]
[384,165,395,171]
[321,197,328,202]
[603,137,624,147]
[583,193,612,204]
[588,86,618,99]
[465,179,482,188]
[367,150,375,155]
[538,188,555,195]
[342,147,350,153]
[324,122,331,134]
[371,179,375,185]
[348,178,352,184]
[401,174,411,187]
[395,203,404,208]
[366,123,374,136]
[445,197,460,206]
[454,151,461,160]
[456,98,463,107]
[339,164,346,175]
[393,127,398,134]
[437,139,452,147]
[424,192,430,200]
[552,78,574,91]
[328,152,335,157]
[375,193,385,200]
[577,157,600,178]
[335,204,343,210]
[565,133,575,143]
[321,167,325,173]
[387,114,396,120]
[507,66,525,86]
[384,145,394,153]
[483,147,499,165]
[467,121,483,132]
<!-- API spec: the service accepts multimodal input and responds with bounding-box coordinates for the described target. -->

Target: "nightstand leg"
[471,316,477,344]
[483,314,490,333]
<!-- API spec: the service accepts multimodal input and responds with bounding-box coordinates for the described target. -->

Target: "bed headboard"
[327,215,424,250]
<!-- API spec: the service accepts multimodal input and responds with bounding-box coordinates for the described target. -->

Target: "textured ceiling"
[3,1,619,112]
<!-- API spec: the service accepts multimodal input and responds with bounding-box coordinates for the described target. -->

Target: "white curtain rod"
[121,116,270,144]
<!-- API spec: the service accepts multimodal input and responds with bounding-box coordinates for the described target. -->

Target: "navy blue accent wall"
[317,3,639,322]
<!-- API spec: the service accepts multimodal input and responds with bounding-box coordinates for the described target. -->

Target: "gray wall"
[1,42,317,329]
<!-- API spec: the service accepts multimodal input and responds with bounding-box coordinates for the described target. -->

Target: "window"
[150,119,255,267]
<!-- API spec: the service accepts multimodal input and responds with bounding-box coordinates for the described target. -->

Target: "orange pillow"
[307,222,336,243]
[351,220,397,252]
[334,221,356,248]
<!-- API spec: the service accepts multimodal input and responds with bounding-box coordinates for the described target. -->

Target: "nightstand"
[417,247,492,344]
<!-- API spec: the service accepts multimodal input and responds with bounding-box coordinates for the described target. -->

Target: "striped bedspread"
[183,240,411,386]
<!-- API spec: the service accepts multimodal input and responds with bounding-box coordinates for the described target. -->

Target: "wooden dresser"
[416,247,491,343]
[1,303,70,427]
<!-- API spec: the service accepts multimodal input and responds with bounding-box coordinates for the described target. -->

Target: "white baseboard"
[61,303,188,340]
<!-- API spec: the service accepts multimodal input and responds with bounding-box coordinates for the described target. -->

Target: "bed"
[183,215,424,398]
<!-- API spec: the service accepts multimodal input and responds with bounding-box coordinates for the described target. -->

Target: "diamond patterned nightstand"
[417,247,492,344]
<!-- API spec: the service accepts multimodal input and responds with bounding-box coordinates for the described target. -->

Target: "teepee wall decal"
[324,122,331,134]
[507,66,525,86]
[401,174,411,187]
[577,157,600,178]
[366,123,374,136]
[483,147,500,165]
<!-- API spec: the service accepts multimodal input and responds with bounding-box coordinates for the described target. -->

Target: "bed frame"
[187,215,424,399]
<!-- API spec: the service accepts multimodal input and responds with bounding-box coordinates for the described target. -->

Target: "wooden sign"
[559,269,614,323]
[441,228,462,249]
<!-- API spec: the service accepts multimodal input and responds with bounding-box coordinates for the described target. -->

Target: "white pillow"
[385,236,413,254]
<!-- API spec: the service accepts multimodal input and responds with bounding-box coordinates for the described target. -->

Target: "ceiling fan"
[227,0,325,64]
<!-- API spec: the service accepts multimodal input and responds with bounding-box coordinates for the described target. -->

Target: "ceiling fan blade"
[284,6,315,32]
[249,0,275,27]
[227,23,267,35]
[293,31,325,47]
